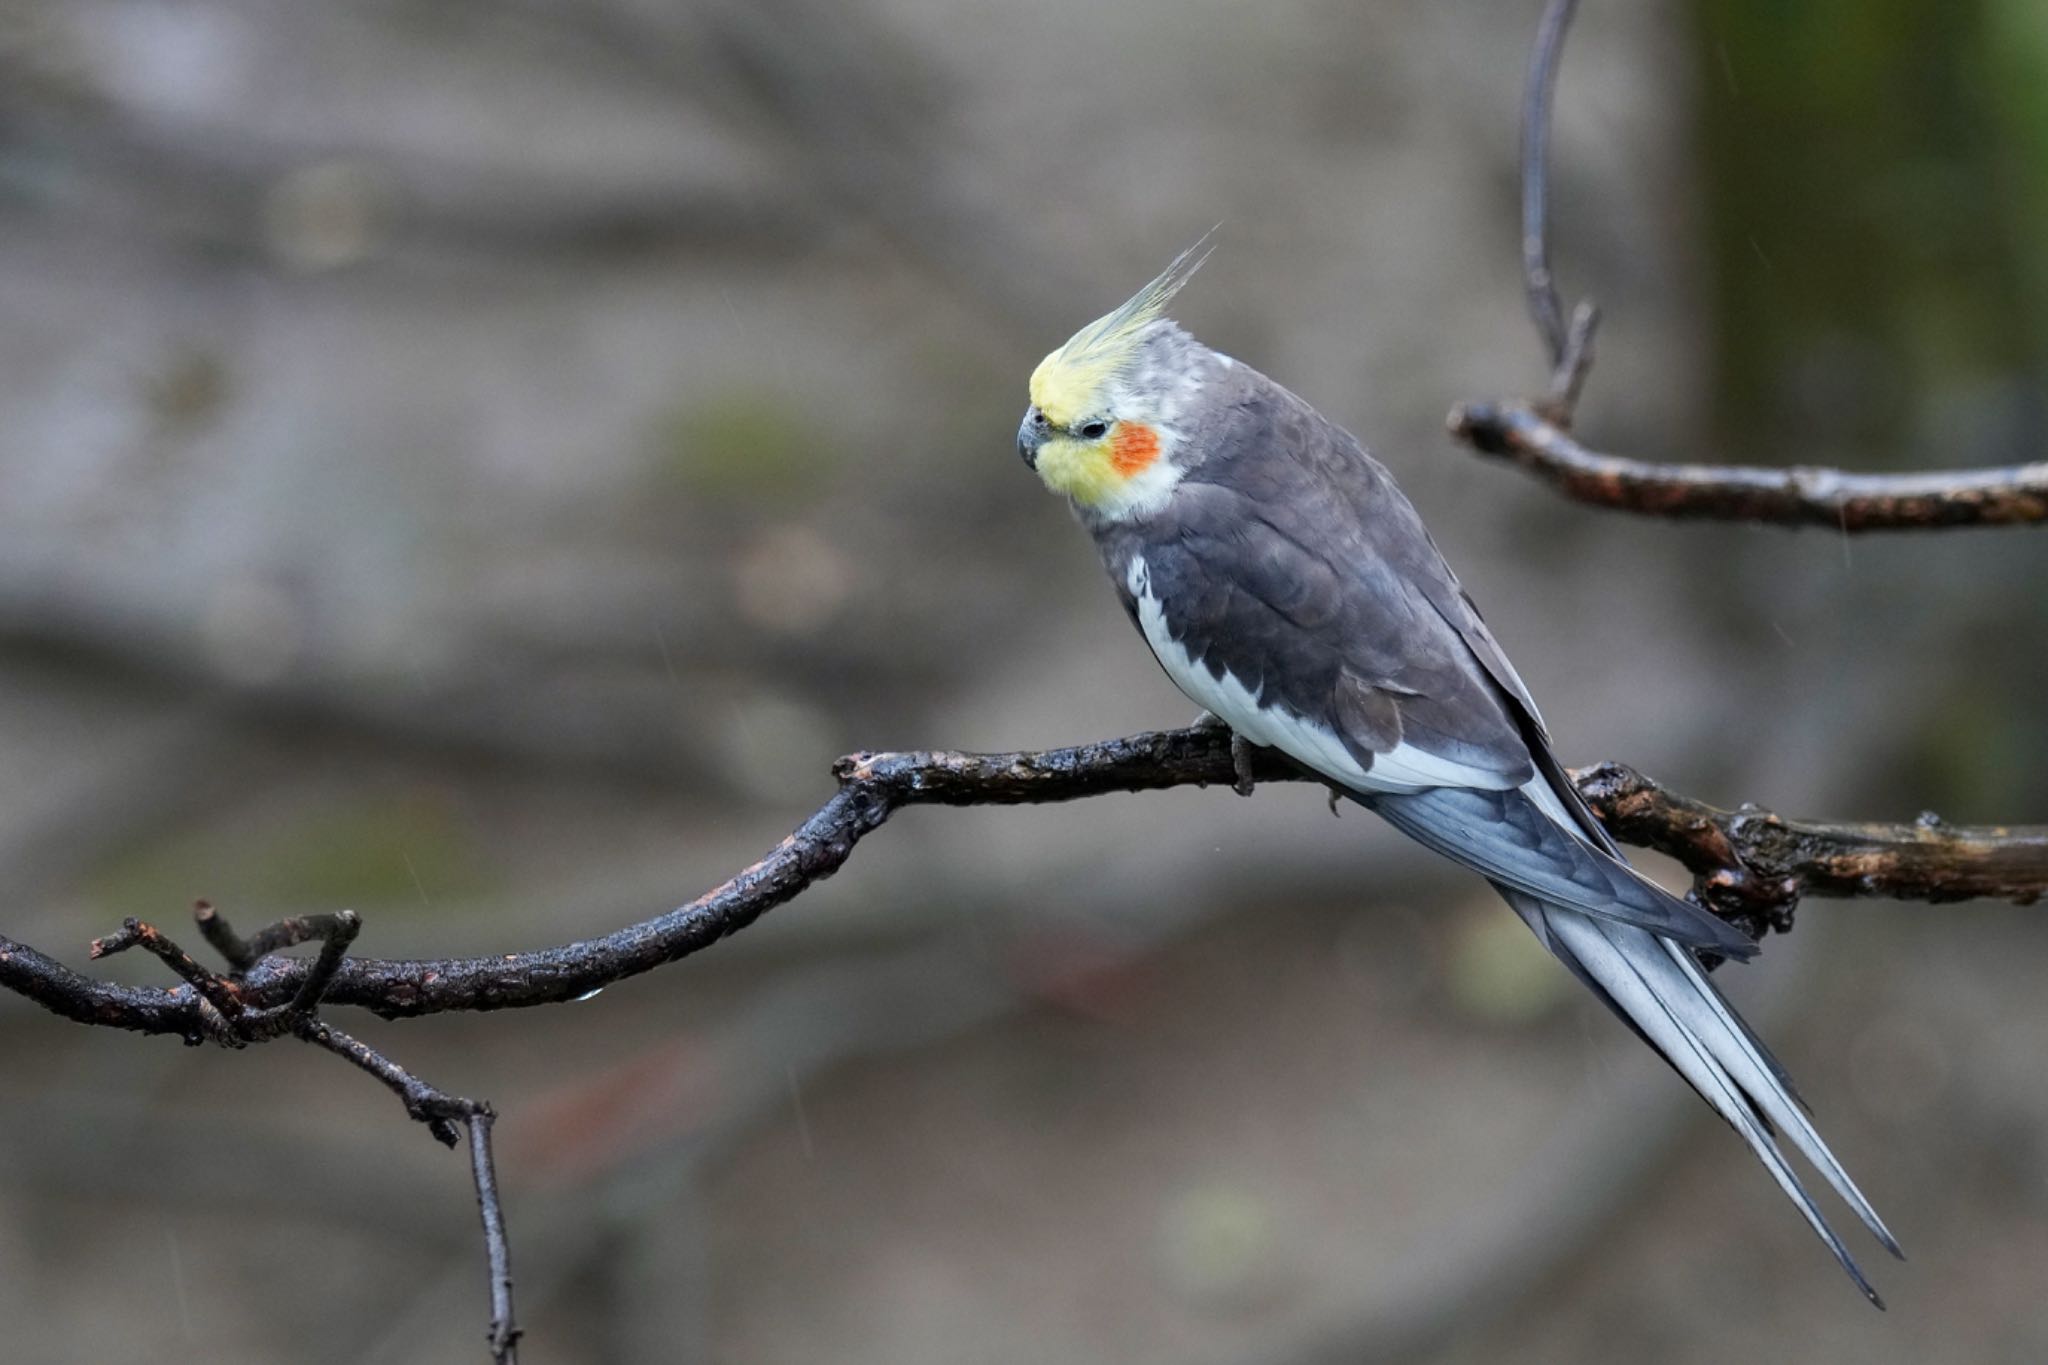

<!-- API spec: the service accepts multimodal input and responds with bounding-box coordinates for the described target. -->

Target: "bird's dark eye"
[1079,419,1110,440]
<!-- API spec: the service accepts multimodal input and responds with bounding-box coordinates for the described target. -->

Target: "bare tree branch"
[7,728,2045,1045]
[1449,400,2048,528]
[1456,0,2048,529]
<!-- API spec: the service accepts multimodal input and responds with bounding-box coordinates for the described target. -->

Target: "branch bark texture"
[7,728,2045,1043]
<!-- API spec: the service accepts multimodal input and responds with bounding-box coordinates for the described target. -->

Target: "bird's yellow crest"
[1028,236,1214,427]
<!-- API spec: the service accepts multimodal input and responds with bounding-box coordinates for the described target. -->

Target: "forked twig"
[1454,0,2048,529]
[83,904,518,1362]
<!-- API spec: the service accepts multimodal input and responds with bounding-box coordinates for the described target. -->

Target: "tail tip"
[1844,1260,1887,1310]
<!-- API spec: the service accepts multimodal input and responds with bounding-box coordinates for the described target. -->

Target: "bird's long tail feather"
[1504,888,1900,1304]
[1369,783,1900,1304]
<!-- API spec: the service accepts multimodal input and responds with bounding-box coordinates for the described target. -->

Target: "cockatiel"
[1015,244,1899,1304]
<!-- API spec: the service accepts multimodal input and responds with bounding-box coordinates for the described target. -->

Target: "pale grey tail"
[1505,887,1901,1306]
[1368,784,1900,1305]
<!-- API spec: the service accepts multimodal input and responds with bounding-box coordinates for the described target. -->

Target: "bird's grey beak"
[1017,406,1050,469]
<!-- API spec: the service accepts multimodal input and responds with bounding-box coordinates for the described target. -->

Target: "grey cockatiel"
[1015,244,1900,1304]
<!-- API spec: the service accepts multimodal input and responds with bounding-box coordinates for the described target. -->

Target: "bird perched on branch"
[1016,241,1900,1305]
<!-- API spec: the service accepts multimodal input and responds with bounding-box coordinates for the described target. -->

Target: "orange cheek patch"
[1109,422,1160,477]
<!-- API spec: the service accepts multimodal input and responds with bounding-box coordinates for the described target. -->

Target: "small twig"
[1519,0,1603,429]
[183,905,365,1041]
[1546,299,1600,423]
[89,918,244,1023]
[193,900,257,972]
[277,911,362,1019]
[297,1018,471,1143]
[239,912,363,964]
[468,1111,522,1365]
[1520,0,1602,425]
[1520,0,1578,368]
[1449,401,2048,529]
[296,1019,519,1361]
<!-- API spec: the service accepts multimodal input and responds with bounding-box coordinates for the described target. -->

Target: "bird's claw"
[1191,710,1258,796]
[1230,732,1257,797]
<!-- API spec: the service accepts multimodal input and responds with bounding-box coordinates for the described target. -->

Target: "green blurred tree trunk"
[1691,0,2048,467]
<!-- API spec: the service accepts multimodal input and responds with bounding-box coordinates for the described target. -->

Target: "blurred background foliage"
[1696,0,2047,463]
[0,1,2045,1362]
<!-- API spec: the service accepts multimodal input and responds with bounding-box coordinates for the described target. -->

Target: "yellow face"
[1030,415,1163,509]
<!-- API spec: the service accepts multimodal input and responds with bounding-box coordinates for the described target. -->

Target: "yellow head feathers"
[1028,235,1214,426]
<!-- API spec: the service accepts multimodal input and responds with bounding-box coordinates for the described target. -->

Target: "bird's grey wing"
[1140,486,1753,958]
[1140,478,1533,789]
[1258,399,1678,853]
[1197,381,1547,780]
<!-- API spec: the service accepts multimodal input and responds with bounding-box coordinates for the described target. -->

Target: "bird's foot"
[1229,732,1258,797]
[1190,711,1258,796]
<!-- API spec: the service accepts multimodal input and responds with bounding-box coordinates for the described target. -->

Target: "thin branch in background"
[1451,0,2048,529]
[1549,300,1600,422]
[1518,0,1600,422]
[1447,401,2048,528]
[1518,0,1578,359]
